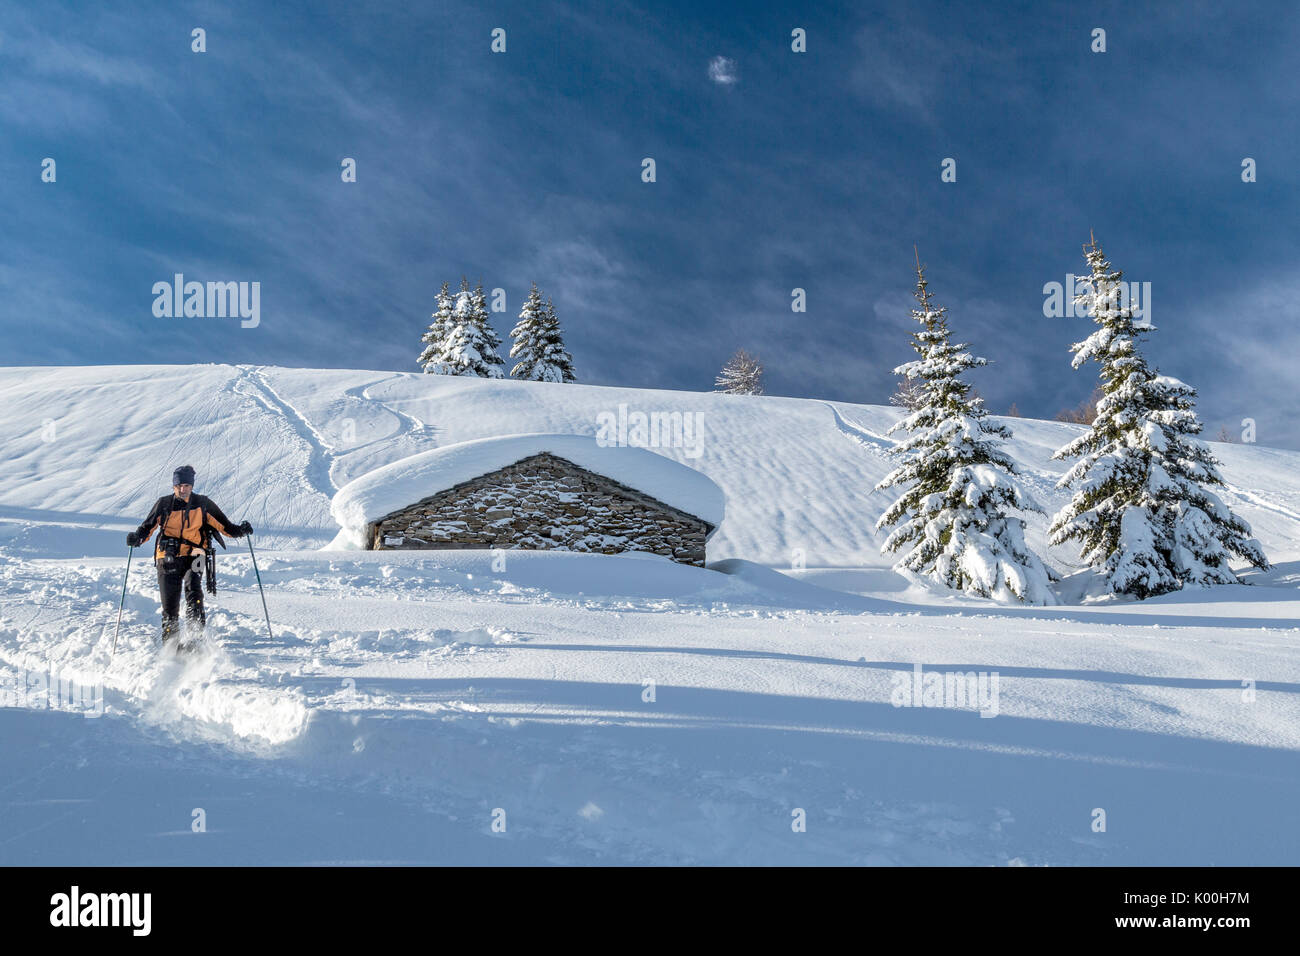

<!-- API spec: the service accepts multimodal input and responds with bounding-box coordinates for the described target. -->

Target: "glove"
[126,531,140,548]
[239,521,254,536]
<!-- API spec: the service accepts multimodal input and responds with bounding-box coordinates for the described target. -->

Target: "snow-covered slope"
[2,364,1298,866]
[3,364,1298,573]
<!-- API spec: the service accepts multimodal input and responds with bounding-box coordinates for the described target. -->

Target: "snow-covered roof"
[330,433,726,547]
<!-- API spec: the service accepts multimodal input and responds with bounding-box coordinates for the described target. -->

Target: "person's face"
[173,483,193,500]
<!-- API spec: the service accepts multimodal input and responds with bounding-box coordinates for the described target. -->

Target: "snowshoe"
[176,619,206,655]
[174,633,201,653]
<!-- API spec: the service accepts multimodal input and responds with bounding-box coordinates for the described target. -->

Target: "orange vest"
[148,500,227,560]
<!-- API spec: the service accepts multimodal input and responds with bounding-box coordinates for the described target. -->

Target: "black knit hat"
[172,464,196,486]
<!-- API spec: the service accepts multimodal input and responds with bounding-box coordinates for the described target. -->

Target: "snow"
[2,363,1300,864]
[329,432,726,548]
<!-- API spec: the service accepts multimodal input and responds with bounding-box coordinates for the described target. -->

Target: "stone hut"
[330,434,725,567]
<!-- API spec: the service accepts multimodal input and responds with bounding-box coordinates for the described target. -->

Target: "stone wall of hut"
[371,453,710,567]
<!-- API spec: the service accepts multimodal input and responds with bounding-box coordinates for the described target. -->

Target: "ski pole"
[246,534,273,640]
[110,545,134,660]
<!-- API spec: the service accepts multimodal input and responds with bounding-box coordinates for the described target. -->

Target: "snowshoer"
[125,464,252,645]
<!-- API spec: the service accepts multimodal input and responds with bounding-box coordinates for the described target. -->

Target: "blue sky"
[3,0,1298,445]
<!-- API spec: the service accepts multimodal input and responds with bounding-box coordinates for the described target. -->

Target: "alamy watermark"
[1,665,103,717]
[152,274,260,328]
[891,663,999,718]
[1043,274,1151,328]
[50,886,150,935]
[595,403,706,459]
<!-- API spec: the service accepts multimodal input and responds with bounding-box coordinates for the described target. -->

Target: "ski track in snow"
[826,402,894,452]
[1222,482,1300,530]
[2,365,1299,865]
[352,374,434,442]
[244,365,338,501]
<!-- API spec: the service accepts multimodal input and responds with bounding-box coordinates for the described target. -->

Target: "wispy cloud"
[707,56,738,86]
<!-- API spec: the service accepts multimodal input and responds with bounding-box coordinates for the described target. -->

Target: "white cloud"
[708,56,738,86]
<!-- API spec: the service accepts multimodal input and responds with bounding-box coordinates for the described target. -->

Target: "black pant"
[158,556,205,627]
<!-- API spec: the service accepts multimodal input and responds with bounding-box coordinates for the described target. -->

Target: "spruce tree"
[436,277,506,378]
[510,284,576,383]
[418,281,456,374]
[876,255,1054,604]
[1048,236,1268,597]
[539,297,577,383]
[510,283,547,379]
[715,348,764,395]
[471,280,506,377]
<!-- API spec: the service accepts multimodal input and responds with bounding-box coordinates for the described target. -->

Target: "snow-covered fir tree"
[509,283,546,377]
[509,283,577,383]
[875,256,1055,604]
[715,348,764,395]
[539,297,576,382]
[435,278,506,378]
[470,280,507,377]
[417,281,457,374]
[1048,236,1268,597]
